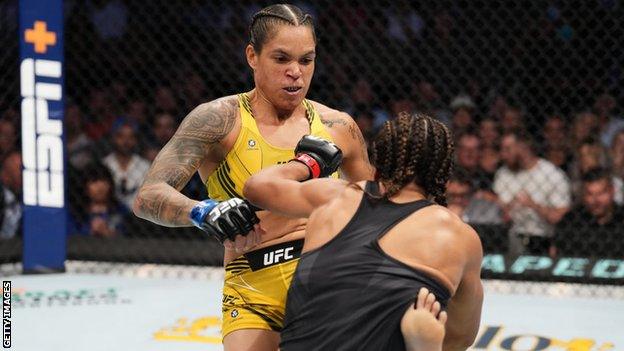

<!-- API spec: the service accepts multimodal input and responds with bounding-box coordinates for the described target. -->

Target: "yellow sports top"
[206,93,337,201]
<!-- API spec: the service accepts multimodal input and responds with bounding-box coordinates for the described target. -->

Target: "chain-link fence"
[1,1,624,280]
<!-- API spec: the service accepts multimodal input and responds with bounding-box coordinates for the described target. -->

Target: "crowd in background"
[2,81,623,258]
[1,0,623,258]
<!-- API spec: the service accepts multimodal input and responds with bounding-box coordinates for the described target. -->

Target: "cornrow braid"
[371,112,455,205]
[249,4,316,52]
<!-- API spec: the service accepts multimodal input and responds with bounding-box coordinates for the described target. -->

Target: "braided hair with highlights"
[370,112,454,206]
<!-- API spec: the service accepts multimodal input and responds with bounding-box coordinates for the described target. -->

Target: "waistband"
[241,239,304,271]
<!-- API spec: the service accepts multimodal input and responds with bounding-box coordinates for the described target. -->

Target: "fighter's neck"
[383,182,428,203]
[248,89,305,124]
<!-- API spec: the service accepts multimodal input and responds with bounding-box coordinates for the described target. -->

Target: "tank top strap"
[364,181,381,197]
[237,93,261,133]
[302,99,315,126]
[354,181,433,240]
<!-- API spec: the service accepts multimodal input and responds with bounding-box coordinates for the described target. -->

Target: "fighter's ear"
[246,44,257,71]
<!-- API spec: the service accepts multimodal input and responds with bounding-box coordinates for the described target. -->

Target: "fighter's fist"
[291,135,343,180]
[190,198,259,243]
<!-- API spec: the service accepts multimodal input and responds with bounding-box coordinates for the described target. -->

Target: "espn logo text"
[263,247,295,266]
[21,58,64,207]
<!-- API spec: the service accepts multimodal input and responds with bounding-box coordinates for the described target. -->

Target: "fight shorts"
[222,239,304,339]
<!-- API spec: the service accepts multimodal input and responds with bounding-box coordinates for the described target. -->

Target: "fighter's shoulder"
[420,205,482,248]
[309,100,356,131]
[186,95,239,123]
[178,95,239,142]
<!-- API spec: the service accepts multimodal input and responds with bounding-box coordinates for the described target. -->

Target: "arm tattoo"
[321,117,347,128]
[348,122,366,146]
[136,97,238,226]
[322,113,374,179]
[348,120,375,174]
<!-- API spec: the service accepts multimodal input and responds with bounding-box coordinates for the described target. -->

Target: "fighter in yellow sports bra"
[216,93,349,338]
[206,93,337,202]
[134,4,374,350]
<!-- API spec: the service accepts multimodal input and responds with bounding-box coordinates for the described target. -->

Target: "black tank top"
[280,182,452,351]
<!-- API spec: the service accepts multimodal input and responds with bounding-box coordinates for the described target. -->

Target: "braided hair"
[370,112,454,206]
[249,4,315,53]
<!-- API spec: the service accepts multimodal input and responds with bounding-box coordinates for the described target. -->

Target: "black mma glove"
[189,198,259,243]
[291,135,343,180]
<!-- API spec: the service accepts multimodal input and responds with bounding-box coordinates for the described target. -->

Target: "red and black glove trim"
[292,153,321,180]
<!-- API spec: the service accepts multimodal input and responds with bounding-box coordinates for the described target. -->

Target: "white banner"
[8,273,624,351]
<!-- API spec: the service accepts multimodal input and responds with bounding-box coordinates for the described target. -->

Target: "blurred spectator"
[389,98,416,118]
[542,114,567,150]
[0,108,19,126]
[447,172,503,225]
[349,79,389,129]
[543,145,571,174]
[0,152,23,238]
[154,85,180,116]
[0,152,21,198]
[455,133,492,190]
[487,94,509,121]
[494,130,571,255]
[0,182,21,239]
[70,165,128,237]
[181,72,208,112]
[66,102,95,169]
[541,114,572,172]
[570,111,599,150]
[449,94,476,134]
[152,112,177,146]
[125,98,152,147]
[144,112,177,161]
[611,129,624,179]
[478,118,501,179]
[353,109,376,143]
[102,119,151,209]
[500,106,523,133]
[594,93,624,147]
[109,80,129,109]
[569,138,623,204]
[126,99,149,127]
[411,81,449,123]
[480,147,500,182]
[84,88,116,141]
[478,118,501,149]
[555,168,624,258]
[0,119,17,164]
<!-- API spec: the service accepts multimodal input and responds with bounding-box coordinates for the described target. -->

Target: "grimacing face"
[247,25,316,112]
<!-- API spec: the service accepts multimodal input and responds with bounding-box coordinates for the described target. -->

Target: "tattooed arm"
[320,111,375,182]
[132,97,238,227]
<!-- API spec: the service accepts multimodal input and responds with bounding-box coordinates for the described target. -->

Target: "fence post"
[20,0,67,273]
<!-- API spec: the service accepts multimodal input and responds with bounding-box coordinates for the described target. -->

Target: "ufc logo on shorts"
[20,58,64,207]
[263,247,294,266]
[208,198,244,222]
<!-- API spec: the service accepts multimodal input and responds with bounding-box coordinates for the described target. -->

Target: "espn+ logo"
[20,57,64,207]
